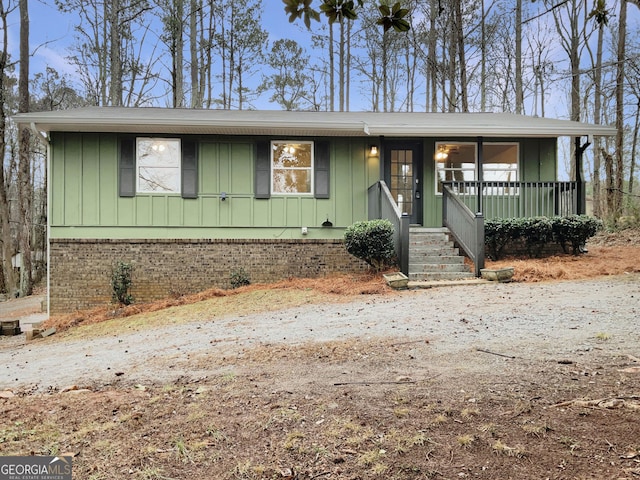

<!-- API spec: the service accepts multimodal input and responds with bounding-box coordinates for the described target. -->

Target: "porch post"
[476,136,484,214]
[575,136,591,215]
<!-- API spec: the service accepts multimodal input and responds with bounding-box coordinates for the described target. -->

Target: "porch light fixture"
[369,145,378,156]
[434,146,448,161]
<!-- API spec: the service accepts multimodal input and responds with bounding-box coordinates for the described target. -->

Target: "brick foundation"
[485,239,566,260]
[49,238,368,314]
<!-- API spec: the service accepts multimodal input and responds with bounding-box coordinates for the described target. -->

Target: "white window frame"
[434,141,477,195]
[482,142,520,189]
[270,140,314,196]
[434,141,520,195]
[136,137,182,195]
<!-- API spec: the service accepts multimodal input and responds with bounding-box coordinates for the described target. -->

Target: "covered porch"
[370,132,614,278]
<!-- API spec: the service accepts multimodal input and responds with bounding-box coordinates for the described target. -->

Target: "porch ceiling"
[15,107,617,138]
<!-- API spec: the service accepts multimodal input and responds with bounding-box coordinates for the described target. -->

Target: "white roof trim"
[14,107,617,138]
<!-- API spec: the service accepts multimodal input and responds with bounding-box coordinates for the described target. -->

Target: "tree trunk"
[613,0,627,220]
[0,1,16,294]
[480,0,486,111]
[592,21,604,218]
[448,8,457,112]
[172,0,184,108]
[190,0,199,108]
[18,0,32,297]
[382,30,388,112]
[515,0,523,114]
[569,0,581,180]
[203,4,213,108]
[629,100,639,195]
[604,148,615,217]
[339,19,345,112]
[109,0,123,106]
[428,0,437,112]
[454,0,468,112]
[346,20,351,112]
[329,22,335,111]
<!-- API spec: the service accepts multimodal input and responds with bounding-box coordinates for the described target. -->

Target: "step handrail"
[442,184,485,276]
[367,181,410,275]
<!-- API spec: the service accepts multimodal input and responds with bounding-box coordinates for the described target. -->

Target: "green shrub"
[485,218,519,260]
[230,268,251,289]
[484,215,602,259]
[552,215,602,255]
[344,219,396,271]
[516,217,553,257]
[111,261,134,306]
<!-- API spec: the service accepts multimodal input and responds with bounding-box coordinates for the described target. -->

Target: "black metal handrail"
[367,181,410,275]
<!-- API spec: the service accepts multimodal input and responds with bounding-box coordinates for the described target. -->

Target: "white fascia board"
[14,108,617,138]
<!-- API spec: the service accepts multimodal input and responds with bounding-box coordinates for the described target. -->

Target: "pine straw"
[43,271,391,333]
[486,246,640,282]
[43,232,640,333]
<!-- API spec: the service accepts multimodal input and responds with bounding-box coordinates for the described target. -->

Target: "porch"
[368,180,583,278]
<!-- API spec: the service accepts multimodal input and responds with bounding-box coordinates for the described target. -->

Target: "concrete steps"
[408,227,474,281]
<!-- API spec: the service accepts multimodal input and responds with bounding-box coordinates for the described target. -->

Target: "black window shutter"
[119,137,135,197]
[314,141,330,199]
[181,140,198,199]
[255,141,271,199]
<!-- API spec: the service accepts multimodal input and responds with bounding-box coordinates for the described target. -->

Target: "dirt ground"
[1,230,639,480]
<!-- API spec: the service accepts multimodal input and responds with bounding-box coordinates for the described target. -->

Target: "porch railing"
[443,185,485,276]
[442,181,580,220]
[368,180,410,275]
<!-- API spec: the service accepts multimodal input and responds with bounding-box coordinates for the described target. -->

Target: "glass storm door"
[386,143,423,225]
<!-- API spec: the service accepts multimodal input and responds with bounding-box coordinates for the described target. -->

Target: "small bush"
[230,268,251,289]
[517,217,553,257]
[485,218,519,260]
[485,215,602,259]
[344,219,395,271]
[111,261,134,306]
[552,215,602,254]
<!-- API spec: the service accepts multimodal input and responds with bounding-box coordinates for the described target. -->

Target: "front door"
[385,142,423,225]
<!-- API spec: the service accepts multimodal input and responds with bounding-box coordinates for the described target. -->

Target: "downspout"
[575,135,592,215]
[476,136,484,214]
[475,136,485,276]
[29,122,49,147]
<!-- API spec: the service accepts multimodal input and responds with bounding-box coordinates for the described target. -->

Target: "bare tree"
[58,0,158,106]
[612,0,628,220]
[17,0,32,296]
[514,0,523,114]
[212,0,267,109]
[0,0,18,295]
[189,0,200,108]
[627,46,640,196]
[157,0,185,107]
[587,1,608,218]
[547,0,595,182]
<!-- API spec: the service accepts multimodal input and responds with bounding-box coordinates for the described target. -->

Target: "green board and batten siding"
[50,132,380,239]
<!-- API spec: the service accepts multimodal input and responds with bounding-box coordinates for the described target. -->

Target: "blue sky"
[17,1,314,108]
[6,1,640,114]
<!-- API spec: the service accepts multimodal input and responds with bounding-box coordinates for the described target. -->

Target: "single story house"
[15,107,615,314]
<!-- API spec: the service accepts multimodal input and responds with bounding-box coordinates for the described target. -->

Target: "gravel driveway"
[1,275,638,392]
